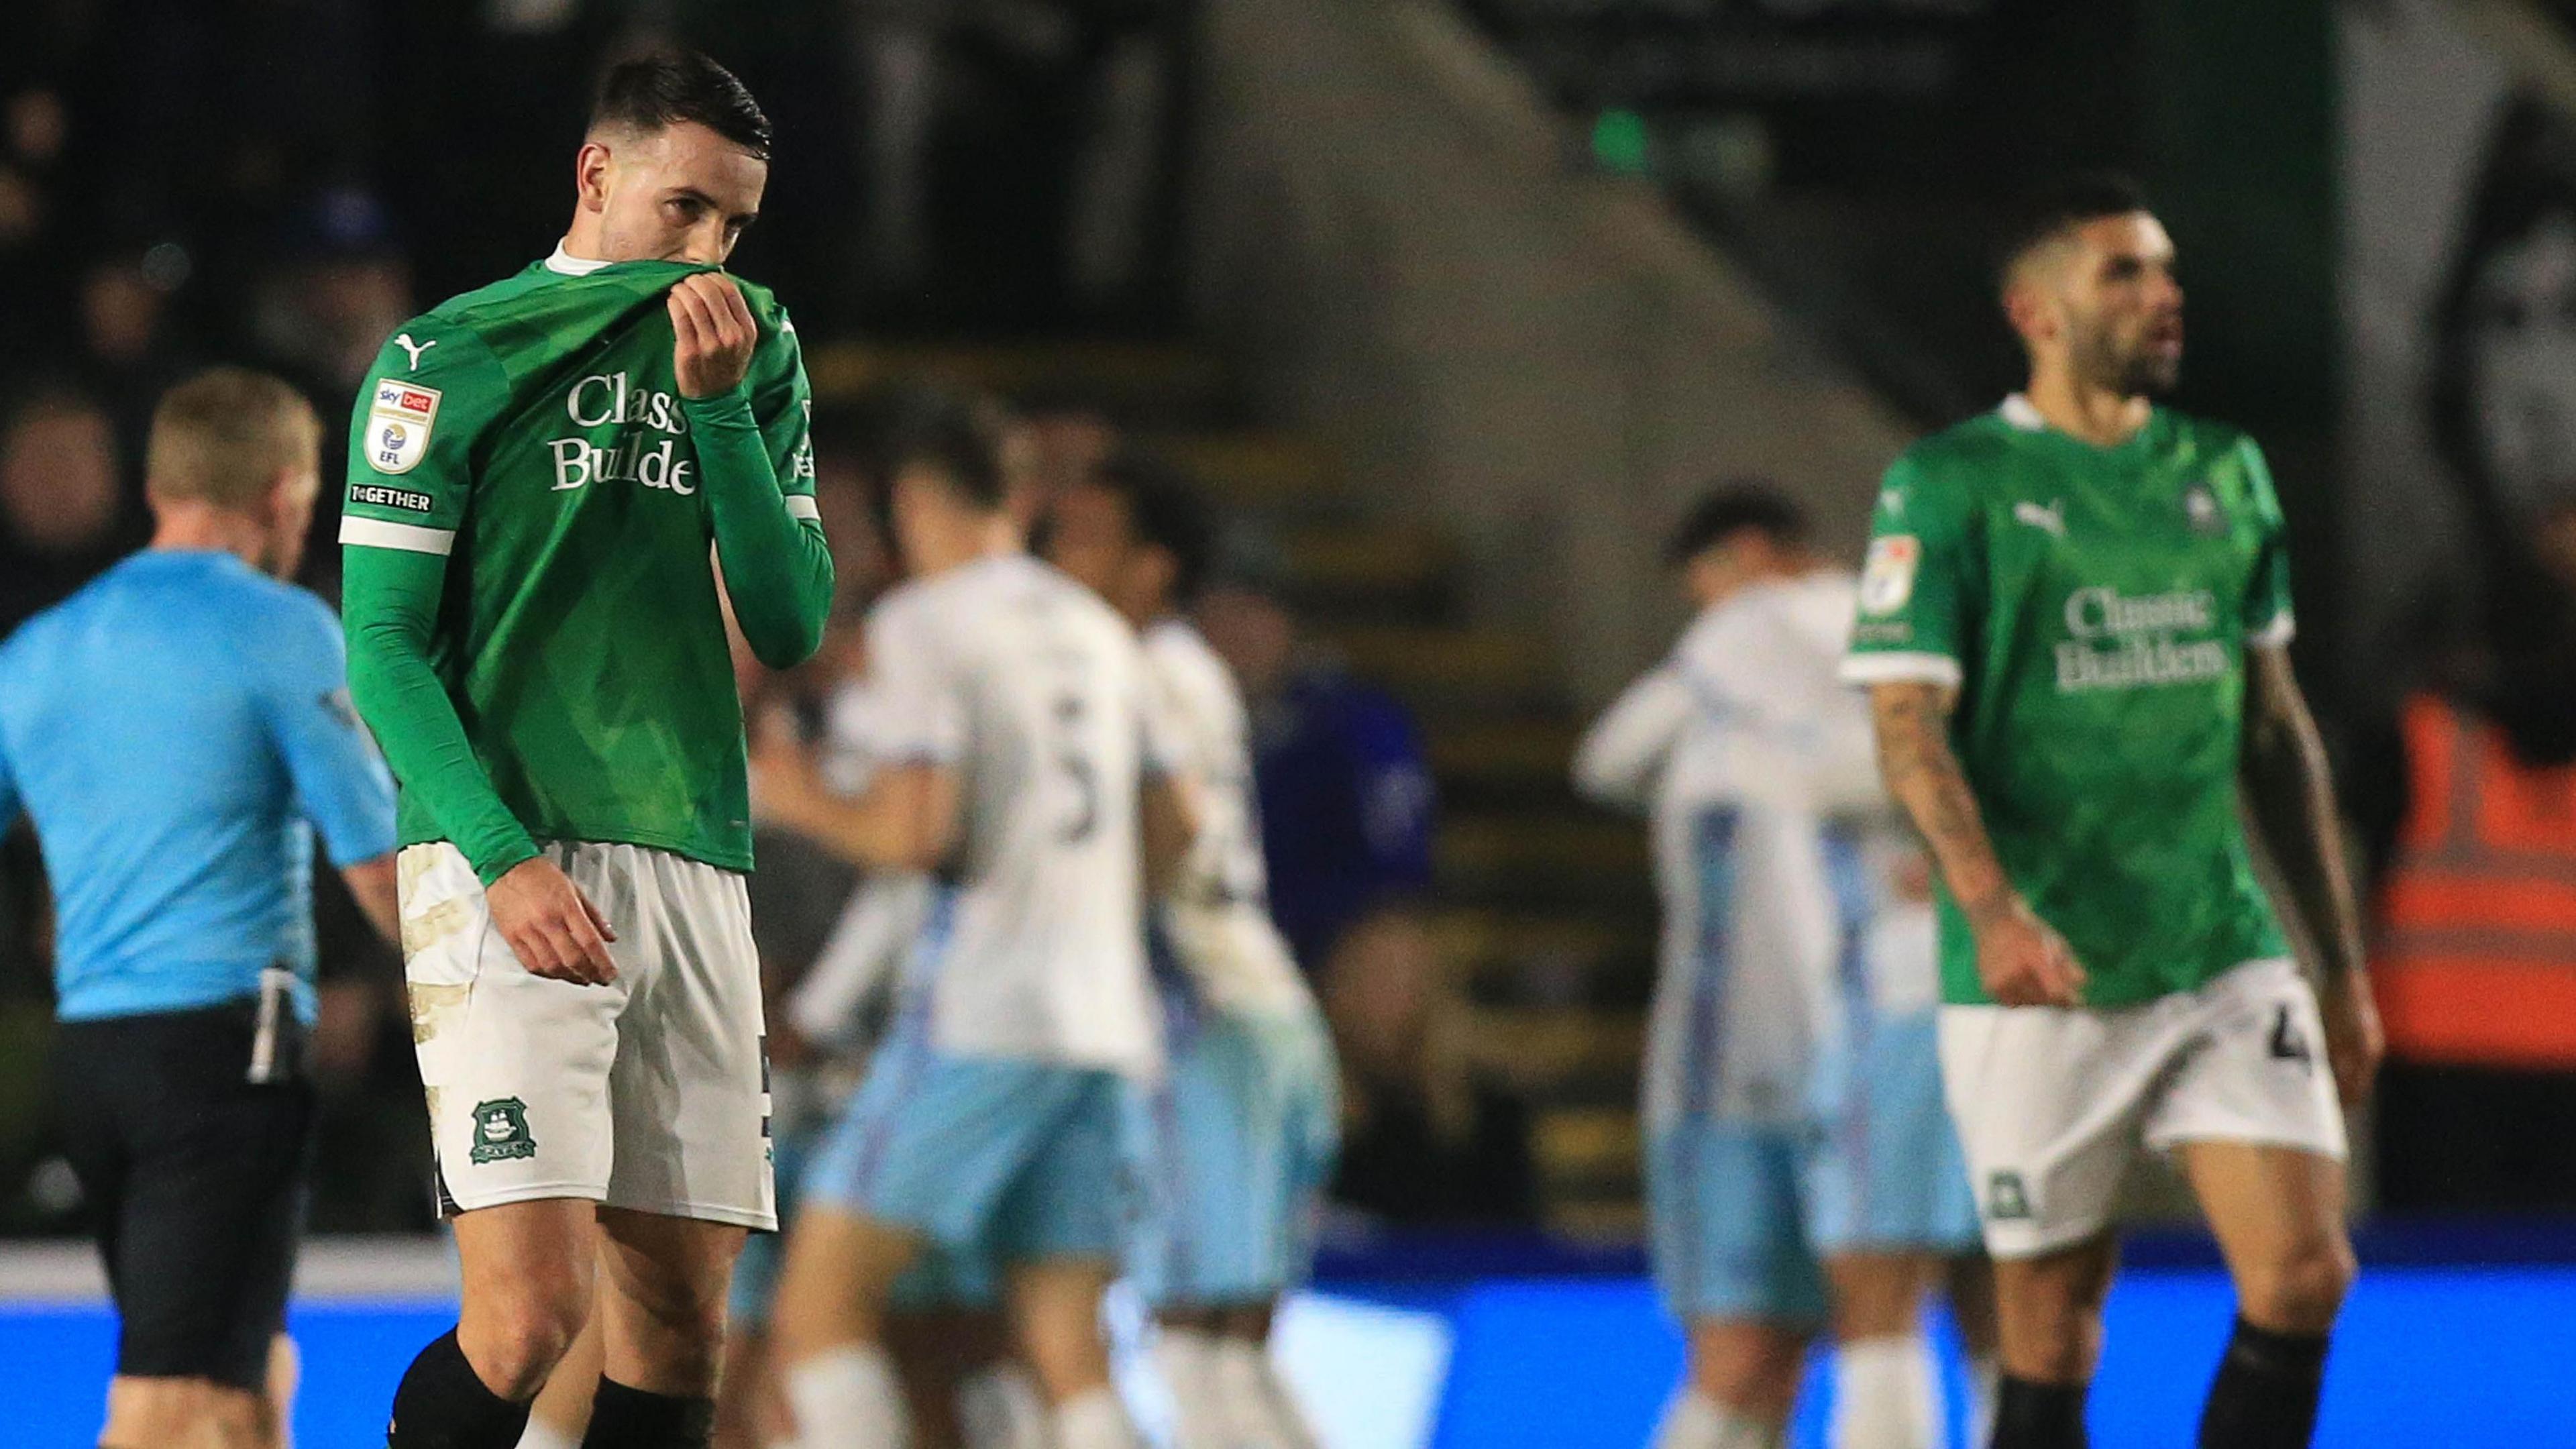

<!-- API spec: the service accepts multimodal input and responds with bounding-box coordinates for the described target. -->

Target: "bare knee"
[772,1212,917,1363]
[615,1271,732,1387]
[1686,1321,1808,1421]
[1994,1240,2117,1385]
[1825,1252,1933,1344]
[462,1273,592,1400]
[1009,1260,1117,1402]
[2235,1236,2355,1335]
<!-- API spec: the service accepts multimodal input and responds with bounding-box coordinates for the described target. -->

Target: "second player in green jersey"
[1845,402,2295,1006]
[1847,173,2378,1449]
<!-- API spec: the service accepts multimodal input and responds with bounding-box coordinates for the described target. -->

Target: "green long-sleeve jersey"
[339,250,833,885]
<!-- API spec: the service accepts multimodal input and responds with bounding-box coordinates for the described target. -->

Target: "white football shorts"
[1937,957,2345,1259]
[401,841,775,1230]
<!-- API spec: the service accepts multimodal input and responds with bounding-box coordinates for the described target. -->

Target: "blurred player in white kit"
[751,395,1192,1449]
[1577,485,1994,1449]
[1045,450,1339,1449]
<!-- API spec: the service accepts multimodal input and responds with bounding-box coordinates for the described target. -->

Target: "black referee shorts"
[53,1000,317,1391]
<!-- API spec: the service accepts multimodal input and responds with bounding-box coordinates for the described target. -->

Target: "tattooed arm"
[1868,680,2085,1006]
[2241,645,2382,1104]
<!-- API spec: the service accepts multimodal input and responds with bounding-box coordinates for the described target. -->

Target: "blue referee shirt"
[0,550,397,1024]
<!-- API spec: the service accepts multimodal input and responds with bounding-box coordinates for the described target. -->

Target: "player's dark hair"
[1996,170,2153,284]
[883,391,1010,511]
[1091,448,1216,605]
[590,52,771,160]
[1665,480,1810,565]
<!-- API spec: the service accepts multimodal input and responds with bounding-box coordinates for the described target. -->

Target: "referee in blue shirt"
[0,368,400,1449]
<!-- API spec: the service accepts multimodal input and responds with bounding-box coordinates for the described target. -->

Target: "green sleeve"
[339,324,541,885]
[1843,453,1978,688]
[686,303,833,669]
[2237,439,2297,648]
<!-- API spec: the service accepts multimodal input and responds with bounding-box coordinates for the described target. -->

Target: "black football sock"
[580,1377,718,1449]
[2198,1316,2330,1449]
[1991,1375,2088,1449]
[386,1327,533,1448]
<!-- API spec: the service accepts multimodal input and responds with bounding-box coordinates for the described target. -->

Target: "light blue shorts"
[1646,1119,1830,1326]
[732,1080,1004,1330]
[1125,1008,1339,1307]
[803,1021,1130,1265]
[1806,1010,1980,1256]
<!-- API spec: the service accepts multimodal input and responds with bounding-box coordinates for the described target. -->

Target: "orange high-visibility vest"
[2374,694,2576,1067]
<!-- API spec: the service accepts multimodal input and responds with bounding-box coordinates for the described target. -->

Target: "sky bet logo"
[549,371,696,494]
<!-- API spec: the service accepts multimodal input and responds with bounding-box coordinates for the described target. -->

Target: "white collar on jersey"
[1998,393,2048,431]
[543,242,612,276]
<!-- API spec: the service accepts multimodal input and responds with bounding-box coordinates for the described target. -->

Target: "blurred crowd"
[0,0,1190,619]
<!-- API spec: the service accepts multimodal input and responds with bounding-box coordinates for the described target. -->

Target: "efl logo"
[367,382,442,475]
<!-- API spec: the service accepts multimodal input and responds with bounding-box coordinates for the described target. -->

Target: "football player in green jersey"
[343,54,833,1449]
[1844,175,2381,1449]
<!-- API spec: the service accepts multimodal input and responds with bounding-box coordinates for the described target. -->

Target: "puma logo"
[394,333,437,371]
[2014,499,2067,537]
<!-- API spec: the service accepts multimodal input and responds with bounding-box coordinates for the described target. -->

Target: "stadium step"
[1542,1195,1649,1242]
[1143,431,1352,513]
[1425,907,1644,981]
[1319,625,1562,710]
[1467,1008,1647,1095]
[1530,1104,1649,1234]
[1426,718,1588,810]
[1173,423,1657,1230]
[1531,1104,1644,1179]
[805,339,1232,425]
[1438,814,1650,899]
[1280,522,1458,616]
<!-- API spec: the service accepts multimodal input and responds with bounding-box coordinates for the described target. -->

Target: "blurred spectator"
[1196,551,1438,974]
[250,188,414,402]
[75,236,203,491]
[2359,97,2576,1212]
[1005,397,1122,515]
[2371,503,2576,1212]
[249,187,416,592]
[0,84,67,360]
[1319,908,1536,1226]
[0,385,135,634]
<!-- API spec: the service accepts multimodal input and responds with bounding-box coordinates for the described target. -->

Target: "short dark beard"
[2076,327,2178,400]
[2118,352,2180,398]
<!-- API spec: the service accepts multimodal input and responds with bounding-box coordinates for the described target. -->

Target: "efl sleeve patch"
[1860,535,1922,616]
[364,382,443,475]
